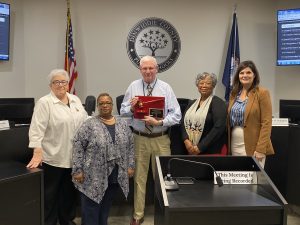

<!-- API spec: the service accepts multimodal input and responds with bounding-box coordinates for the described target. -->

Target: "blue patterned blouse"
[72,116,135,204]
[230,96,248,127]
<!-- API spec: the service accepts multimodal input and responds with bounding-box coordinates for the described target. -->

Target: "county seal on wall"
[126,17,181,73]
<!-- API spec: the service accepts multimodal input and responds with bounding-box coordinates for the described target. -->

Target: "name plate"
[214,171,257,184]
[272,118,289,126]
[0,120,10,130]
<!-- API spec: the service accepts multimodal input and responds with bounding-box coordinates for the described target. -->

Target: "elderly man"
[121,55,181,225]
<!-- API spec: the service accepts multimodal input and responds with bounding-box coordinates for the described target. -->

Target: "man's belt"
[132,129,168,138]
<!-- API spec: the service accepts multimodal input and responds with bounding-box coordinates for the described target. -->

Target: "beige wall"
[0,0,300,115]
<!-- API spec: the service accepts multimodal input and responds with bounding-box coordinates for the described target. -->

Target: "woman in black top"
[181,72,227,155]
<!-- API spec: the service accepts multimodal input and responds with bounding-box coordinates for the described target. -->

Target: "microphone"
[164,157,223,190]
[164,172,179,191]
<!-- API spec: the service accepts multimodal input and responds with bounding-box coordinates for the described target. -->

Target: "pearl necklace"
[99,116,115,122]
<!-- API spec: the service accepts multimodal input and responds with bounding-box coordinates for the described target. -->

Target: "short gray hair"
[47,69,70,84]
[195,72,217,88]
[139,55,158,67]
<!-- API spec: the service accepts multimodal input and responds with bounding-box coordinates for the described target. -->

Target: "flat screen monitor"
[0,98,35,125]
[279,99,300,124]
[0,2,10,61]
[277,8,300,66]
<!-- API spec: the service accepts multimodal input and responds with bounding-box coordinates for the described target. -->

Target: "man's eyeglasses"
[97,102,113,106]
[52,80,69,87]
[141,67,156,72]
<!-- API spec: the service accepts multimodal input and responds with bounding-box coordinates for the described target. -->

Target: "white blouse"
[29,92,87,168]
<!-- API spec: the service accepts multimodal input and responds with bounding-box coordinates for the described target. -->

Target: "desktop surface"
[0,161,37,180]
[155,156,287,225]
[158,181,285,225]
[167,181,281,209]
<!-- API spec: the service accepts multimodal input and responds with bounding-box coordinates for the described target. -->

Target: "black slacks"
[42,163,76,225]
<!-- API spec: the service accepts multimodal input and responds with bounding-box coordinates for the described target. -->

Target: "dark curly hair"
[97,93,113,104]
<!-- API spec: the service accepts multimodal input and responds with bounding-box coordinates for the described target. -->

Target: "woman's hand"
[184,139,194,154]
[192,146,201,155]
[128,168,135,178]
[253,151,265,161]
[73,172,84,183]
[26,147,43,168]
[188,146,200,155]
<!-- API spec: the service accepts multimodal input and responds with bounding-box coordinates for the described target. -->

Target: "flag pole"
[66,0,70,11]
[65,0,70,74]
[233,4,237,78]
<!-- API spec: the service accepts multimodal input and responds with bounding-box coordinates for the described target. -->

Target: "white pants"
[231,126,266,168]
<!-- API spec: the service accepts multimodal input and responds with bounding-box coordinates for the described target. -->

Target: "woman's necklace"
[99,115,115,123]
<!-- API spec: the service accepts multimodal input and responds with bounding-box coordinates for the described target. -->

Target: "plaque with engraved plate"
[133,96,165,119]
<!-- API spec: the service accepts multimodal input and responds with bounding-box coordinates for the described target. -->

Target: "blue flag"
[222,12,240,101]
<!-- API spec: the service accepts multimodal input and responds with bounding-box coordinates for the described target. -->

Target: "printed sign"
[215,171,257,184]
[272,118,289,126]
[0,120,10,130]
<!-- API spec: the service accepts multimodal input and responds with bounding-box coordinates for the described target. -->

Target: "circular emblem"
[126,17,181,73]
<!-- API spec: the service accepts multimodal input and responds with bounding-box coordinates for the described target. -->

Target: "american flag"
[65,4,78,94]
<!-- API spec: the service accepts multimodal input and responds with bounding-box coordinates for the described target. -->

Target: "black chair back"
[85,95,96,116]
[177,98,190,114]
[116,95,125,115]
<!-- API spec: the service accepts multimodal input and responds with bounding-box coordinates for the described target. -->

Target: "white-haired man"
[121,56,181,225]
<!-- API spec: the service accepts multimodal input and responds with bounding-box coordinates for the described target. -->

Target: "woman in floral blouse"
[72,93,135,225]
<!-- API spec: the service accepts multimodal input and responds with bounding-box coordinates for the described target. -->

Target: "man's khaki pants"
[133,134,170,220]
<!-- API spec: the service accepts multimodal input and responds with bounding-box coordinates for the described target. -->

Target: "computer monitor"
[279,99,300,124]
[0,2,10,61]
[0,98,35,125]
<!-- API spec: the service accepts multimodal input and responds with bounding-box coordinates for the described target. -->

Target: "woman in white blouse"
[27,69,87,225]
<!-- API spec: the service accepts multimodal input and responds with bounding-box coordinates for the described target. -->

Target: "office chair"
[177,98,190,114]
[169,98,191,155]
[84,95,96,116]
[116,95,125,115]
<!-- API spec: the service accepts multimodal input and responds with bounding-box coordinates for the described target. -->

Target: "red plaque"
[133,96,165,119]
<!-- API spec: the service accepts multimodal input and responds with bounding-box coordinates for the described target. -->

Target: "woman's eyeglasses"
[97,102,113,106]
[52,80,69,86]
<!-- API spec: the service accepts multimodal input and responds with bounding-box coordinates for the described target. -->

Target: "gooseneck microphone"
[164,157,223,190]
